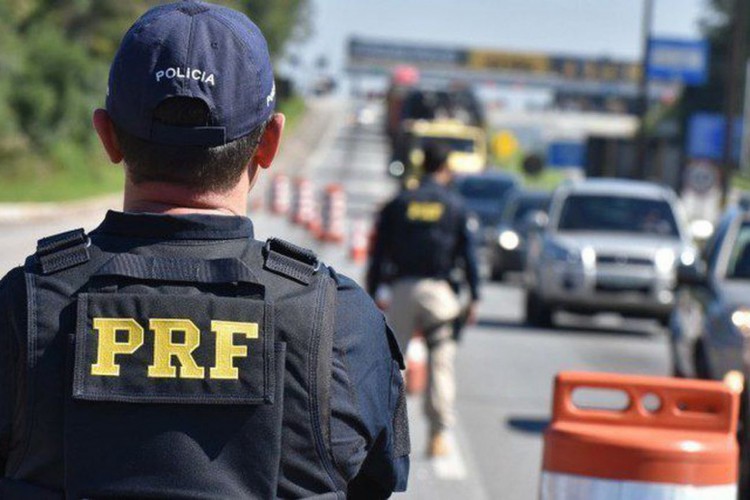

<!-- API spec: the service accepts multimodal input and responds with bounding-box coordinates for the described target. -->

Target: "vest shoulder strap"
[263,238,320,285]
[255,238,344,489]
[35,228,91,275]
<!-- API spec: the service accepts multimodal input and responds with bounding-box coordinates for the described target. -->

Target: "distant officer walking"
[0,2,409,498]
[367,143,480,457]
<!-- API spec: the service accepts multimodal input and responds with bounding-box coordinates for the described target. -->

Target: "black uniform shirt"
[0,211,408,496]
[367,177,480,301]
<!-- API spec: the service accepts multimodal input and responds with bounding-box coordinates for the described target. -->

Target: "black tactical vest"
[3,229,346,499]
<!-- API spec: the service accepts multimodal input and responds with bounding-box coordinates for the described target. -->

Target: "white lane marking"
[305,99,348,174]
[431,431,468,480]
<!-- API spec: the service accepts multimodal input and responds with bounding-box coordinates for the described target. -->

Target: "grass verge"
[0,97,308,203]
[0,150,123,203]
[732,174,750,193]
[278,96,306,134]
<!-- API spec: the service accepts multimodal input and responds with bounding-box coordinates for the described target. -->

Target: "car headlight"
[690,219,714,241]
[499,230,520,250]
[731,308,750,337]
[654,248,676,273]
[581,246,596,267]
[680,248,696,267]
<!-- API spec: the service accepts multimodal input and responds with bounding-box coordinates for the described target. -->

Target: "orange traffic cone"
[349,219,370,264]
[405,336,428,395]
[318,184,347,243]
[290,178,314,226]
[541,371,740,499]
[268,174,291,215]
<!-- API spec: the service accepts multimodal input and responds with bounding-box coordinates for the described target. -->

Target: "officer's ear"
[93,109,124,164]
[252,113,285,170]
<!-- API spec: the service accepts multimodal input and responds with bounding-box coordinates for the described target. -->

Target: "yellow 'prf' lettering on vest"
[148,319,205,379]
[210,321,259,380]
[407,202,444,222]
[90,318,259,379]
[91,318,145,376]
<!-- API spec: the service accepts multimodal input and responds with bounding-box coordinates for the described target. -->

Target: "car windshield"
[726,223,750,280]
[418,136,475,153]
[506,195,550,224]
[557,194,679,237]
[458,178,515,200]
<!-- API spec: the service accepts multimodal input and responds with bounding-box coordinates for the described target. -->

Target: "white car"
[525,179,694,328]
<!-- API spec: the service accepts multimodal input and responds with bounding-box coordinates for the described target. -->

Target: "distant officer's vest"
[4,230,345,499]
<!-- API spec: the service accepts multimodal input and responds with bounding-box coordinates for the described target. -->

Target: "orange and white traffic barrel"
[307,199,322,237]
[290,178,314,226]
[541,371,740,500]
[318,184,347,243]
[405,335,428,395]
[268,174,291,215]
[349,219,370,264]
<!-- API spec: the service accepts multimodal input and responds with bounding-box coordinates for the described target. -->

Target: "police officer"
[0,2,409,498]
[367,143,480,457]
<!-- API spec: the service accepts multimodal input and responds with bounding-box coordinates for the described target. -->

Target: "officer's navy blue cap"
[106,0,276,147]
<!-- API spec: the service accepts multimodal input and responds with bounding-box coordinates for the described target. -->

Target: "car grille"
[595,281,651,294]
[596,255,653,266]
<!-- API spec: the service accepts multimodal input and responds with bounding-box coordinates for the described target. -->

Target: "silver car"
[525,179,693,328]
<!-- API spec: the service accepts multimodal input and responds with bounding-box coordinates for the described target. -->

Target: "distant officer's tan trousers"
[388,278,461,434]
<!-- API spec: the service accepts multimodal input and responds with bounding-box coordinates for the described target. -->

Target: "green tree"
[681,0,749,116]
[0,0,309,192]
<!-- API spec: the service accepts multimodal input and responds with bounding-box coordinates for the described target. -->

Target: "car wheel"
[657,314,671,328]
[526,291,554,328]
[693,341,710,380]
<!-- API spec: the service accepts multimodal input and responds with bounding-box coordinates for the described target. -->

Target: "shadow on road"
[475,317,657,339]
[506,416,550,434]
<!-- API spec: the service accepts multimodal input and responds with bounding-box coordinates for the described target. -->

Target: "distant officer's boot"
[427,431,449,457]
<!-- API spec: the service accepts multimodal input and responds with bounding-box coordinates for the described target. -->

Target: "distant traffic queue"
[384,67,489,183]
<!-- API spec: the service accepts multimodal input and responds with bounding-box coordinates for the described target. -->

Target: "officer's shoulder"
[325,268,382,318]
[0,266,26,297]
[250,239,381,325]
[324,267,395,355]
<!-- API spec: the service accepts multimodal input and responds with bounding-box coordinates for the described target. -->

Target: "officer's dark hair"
[114,97,266,193]
[422,142,451,174]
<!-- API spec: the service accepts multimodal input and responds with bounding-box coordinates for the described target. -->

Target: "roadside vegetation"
[0,0,308,202]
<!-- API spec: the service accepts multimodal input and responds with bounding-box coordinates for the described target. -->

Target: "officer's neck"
[123,177,250,217]
[427,170,453,186]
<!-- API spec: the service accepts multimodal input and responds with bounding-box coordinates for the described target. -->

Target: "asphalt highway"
[0,98,671,499]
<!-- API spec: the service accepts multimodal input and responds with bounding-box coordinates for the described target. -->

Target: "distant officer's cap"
[106,0,276,147]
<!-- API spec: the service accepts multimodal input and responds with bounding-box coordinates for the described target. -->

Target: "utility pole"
[634,0,654,180]
[722,0,749,207]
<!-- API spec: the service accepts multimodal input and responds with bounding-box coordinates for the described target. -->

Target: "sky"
[288,0,707,76]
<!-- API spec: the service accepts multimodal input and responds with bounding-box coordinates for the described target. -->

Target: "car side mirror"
[676,259,708,288]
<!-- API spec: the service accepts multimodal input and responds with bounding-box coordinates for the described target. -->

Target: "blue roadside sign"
[687,113,743,161]
[647,38,708,86]
[547,141,586,169]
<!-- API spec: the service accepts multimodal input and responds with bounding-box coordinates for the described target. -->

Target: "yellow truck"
[400,119,487,181]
